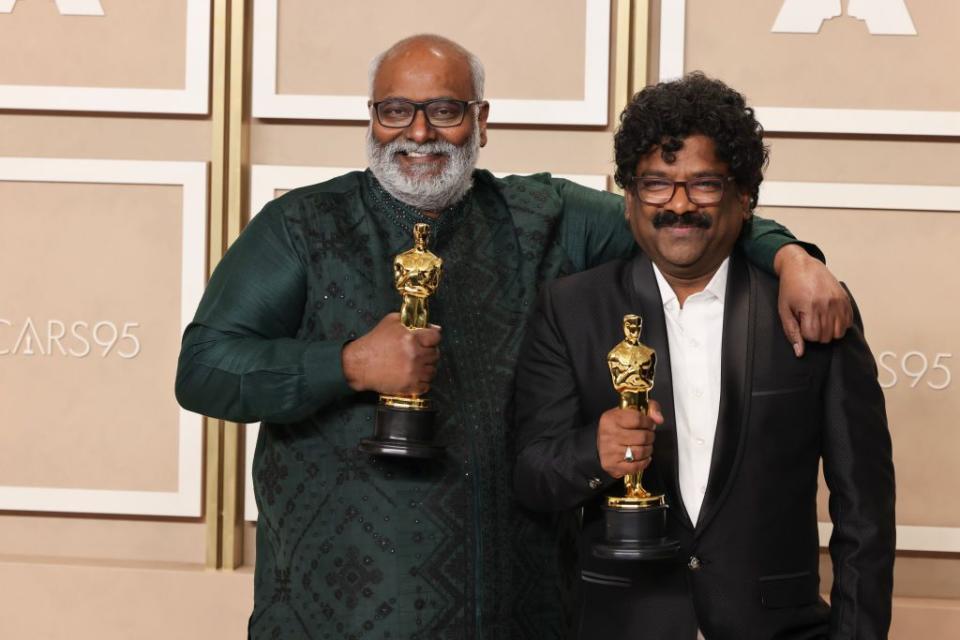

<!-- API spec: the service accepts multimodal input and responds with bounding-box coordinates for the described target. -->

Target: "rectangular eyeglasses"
[632,176,736,206]
[372,99,482,128]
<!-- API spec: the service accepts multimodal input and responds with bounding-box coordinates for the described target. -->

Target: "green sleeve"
[738,216,825,275]
[552,177,825,275]
[175,202,353,424]
[552,178,636,272]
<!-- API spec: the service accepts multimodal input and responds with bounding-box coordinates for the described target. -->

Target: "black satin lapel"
[696,252,754,536]
[628,255,692,531]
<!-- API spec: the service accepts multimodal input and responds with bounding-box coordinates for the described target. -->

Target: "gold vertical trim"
[632,0,651,93]
[610,0,634,195]
[204,418,224,569]
[613,0,652,119]
[204,0,231,571]
[226,0,250,245]
[612,0,633,130]
[610,0,651,195]
[209,0,229,267]
[221,0,253,570]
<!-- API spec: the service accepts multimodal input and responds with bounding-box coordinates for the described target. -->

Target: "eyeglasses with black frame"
[631,175,736,206]
[372,98,483,128]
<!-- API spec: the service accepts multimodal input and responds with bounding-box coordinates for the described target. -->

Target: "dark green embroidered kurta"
[176,170,802,639]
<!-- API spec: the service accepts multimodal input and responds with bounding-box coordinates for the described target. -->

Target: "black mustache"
[652,211,712,229]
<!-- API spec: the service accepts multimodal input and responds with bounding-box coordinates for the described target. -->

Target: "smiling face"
[366,38,489,211]
[626,134,751,282]
[370,42,487,175]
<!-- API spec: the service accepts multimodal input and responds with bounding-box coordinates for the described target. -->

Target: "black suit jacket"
[513,252,895,640]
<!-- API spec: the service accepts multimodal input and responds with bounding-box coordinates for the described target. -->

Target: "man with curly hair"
[513,73,895,639]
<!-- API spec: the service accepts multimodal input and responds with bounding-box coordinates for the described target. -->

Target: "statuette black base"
[358,403,443,459]
[592,503,680,561]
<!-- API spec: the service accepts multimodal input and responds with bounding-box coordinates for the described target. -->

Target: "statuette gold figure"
[394,223,442,330]
[606,314,664,508]
[592,317,680,560]
[360,223,445,459]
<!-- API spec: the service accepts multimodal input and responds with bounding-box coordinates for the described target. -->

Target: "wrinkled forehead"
[373,45,474,101]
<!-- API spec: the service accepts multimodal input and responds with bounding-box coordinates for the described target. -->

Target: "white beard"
[366,121,480,211]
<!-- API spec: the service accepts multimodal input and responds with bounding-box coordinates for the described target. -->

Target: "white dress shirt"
[651,258,729,527]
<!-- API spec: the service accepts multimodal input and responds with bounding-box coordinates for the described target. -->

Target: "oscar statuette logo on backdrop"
[773,0,917,35]
[0,0,103,15]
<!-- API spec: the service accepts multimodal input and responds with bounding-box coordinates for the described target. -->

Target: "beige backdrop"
[0,182,182,492]
[275,0,586,101]
[685,0,959,111]
[0,0,220,636]
[789,206,960,531]
[0,0,187,89]
[1,0,959,638]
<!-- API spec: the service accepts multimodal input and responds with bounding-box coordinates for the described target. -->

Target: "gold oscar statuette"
[380,222,443,411]
[593,313,679,561]
[359,223,445,459]
[606,314,665,509]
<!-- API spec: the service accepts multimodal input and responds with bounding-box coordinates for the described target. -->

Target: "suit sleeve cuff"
[573,421,618,493]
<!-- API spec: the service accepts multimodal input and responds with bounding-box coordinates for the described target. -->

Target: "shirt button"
[695,437,705,446]
[688,556,701,571]
[693,388,704,398]
[699,485,706,494]
[588,477,602,490]
[689,338,699,348]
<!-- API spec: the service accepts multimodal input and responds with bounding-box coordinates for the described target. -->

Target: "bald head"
[368,34,485,100]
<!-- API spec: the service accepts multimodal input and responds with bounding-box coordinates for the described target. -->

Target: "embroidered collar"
[366,170,471,242]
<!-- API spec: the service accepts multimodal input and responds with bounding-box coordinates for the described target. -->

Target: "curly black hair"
[614,72,768,210]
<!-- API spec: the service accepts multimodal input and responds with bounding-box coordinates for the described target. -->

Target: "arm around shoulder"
[552,178,636,271]
[739,215,824,274]
[743,216,854,352]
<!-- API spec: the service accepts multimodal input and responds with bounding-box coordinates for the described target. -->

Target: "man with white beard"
[176,35,853,640]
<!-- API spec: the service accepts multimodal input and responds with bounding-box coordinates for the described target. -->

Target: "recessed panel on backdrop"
[0,0,210,113]
[658,0,960,135]
[0,159,207,516]
[756,182,960,551]
[252,0,610,124]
